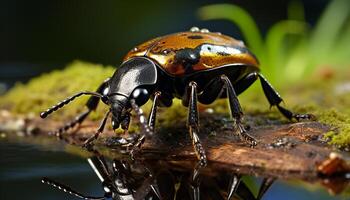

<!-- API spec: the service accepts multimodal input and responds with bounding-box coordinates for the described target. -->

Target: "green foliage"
[0,61,115,119]
[198,0,350,85]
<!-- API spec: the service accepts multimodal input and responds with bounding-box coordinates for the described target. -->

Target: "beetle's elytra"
[41,27,313,166]
[125,27,258,76]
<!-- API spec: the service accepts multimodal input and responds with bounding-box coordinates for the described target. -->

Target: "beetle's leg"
[187,81,207,166]
[188,161,204,200]
[133,162,162,200]
[227,174,241,200]
[256,177,275,200]
[50,110,91,138]
[198,73,258,105]
[129,99,154,157]
[46,78,110,137]
[89,156,136,198]
[221,75,257,146]
[198,77,224,104]
[115,91,168,148]
[115,91,161,151]
[83,110,111,147]
[258,73,315,121]
[233,72,258,96]
[148,91,161,131]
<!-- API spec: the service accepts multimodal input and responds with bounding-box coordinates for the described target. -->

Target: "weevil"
[40,27,313,166]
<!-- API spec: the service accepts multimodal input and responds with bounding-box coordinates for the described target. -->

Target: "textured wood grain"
[1,110,349,184]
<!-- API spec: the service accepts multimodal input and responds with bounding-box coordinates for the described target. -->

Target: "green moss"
[318,109,350,148]
[0,60,114,119]
[1,61,349,148]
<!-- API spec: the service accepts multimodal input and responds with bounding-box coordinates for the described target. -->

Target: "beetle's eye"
[131,88,149,106]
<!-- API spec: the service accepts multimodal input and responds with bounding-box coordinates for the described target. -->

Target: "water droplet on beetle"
[200,28,209,33]
[190,27,200,32]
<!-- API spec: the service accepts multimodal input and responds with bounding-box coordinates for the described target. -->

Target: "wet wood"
[1,110,349,185]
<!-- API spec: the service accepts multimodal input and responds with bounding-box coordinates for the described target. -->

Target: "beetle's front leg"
[221,75,257,146]
[148,91,161,131]
[114,92,161,150]
[128,99,154,157]
[258,73,315,121]
[83,110,111,147]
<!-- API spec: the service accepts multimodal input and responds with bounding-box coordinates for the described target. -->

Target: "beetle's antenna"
[40,91,104,118]
[41,177,105,200]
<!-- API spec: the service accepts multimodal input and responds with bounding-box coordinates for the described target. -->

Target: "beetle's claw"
[113,135,140,147]
[109,134,144,159]
[237,124,258,147]
[128,135,145,160]
[129,147,140,160]
[82,143,95,151]
[294,113,316,121]
[242,133,258,147]
[81,142,90,149]
[82,139,94,149]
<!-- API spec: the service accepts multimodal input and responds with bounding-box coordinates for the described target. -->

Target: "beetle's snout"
[111,116,120,130]
[109,94,129,131]
[111,107,131,131]
[111,102,123,130]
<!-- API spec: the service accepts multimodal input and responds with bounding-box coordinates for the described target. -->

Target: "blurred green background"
[1,0,338,90]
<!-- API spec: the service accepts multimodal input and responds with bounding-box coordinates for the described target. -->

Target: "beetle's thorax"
[108,57,158,97]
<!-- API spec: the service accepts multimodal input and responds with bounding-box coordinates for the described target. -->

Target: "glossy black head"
[107,57,158,130]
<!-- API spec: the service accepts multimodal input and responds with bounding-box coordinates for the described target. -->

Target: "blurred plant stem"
[198,0,350,85]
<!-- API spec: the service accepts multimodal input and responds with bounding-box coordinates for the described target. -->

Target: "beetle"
[40,27,313,166]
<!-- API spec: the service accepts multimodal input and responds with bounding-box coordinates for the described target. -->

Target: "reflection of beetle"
[40,27,313,166]
[42,154,275,200]
[42,155,161,200]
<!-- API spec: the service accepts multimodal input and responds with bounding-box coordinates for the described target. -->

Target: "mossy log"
[1,109,349,194]
[1,62,350,195]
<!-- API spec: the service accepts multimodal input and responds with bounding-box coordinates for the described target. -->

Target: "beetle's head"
[108,57,157,131]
